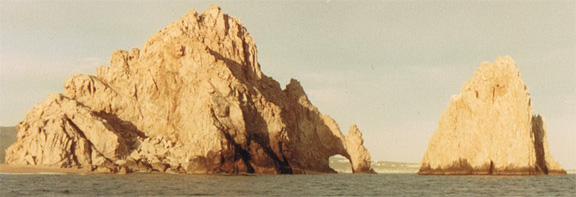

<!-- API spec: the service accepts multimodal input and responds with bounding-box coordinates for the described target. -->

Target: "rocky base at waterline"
[418,56,566,175]
[4,6,374,174]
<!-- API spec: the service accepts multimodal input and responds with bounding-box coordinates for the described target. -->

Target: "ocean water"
[1,173,574,196]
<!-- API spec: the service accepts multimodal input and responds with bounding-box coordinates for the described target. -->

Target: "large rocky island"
[419,56,566,175]
[5,6,374,174]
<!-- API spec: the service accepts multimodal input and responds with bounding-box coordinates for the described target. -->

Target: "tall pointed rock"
[419,56,566,175]
[5,6,374,174]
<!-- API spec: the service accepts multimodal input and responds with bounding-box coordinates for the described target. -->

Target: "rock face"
[5,6,374,174]
[419,56,566,175]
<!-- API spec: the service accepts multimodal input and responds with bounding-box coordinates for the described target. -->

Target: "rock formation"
[5,6,374,174]
[418,56,566,175]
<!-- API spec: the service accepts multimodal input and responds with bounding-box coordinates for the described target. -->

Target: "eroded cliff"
[5,6,374,174]
[418,56,566,175]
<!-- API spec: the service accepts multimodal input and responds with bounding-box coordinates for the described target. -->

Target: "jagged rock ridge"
[418,56,566,175]
[5,6,374,174]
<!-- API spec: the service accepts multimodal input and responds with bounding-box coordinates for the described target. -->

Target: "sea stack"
[5,6,374,174]
[418,56,566,175]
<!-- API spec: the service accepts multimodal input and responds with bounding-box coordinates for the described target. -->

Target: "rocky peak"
[284,79,308,103]
[5,6,374,174]
[464,56,530,107]
[137,5,261,80]
[418,56,565,175]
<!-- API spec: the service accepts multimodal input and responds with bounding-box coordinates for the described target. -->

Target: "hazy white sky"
[1,1,575,168]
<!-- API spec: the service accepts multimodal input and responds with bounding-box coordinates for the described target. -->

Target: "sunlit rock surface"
[5,6,374,174]
[419,56,566,175]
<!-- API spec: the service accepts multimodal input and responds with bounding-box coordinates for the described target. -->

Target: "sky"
[1,1,574,169]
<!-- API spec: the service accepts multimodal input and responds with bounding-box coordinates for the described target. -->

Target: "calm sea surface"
[1,173,574,196]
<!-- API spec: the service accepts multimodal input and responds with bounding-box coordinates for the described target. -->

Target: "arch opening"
[329,154,352,173]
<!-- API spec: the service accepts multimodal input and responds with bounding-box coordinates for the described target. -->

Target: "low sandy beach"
[0,164,92,175]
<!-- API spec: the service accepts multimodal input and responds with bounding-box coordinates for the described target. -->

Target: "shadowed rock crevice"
[217,127,255,173]
[62,116,93,167]
[531,115,549,174]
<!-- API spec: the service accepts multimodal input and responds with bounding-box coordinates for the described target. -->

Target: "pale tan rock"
[419,56,566,175]
[5,5,374,174]
[4,94,124,168]
[346,125,374,173]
